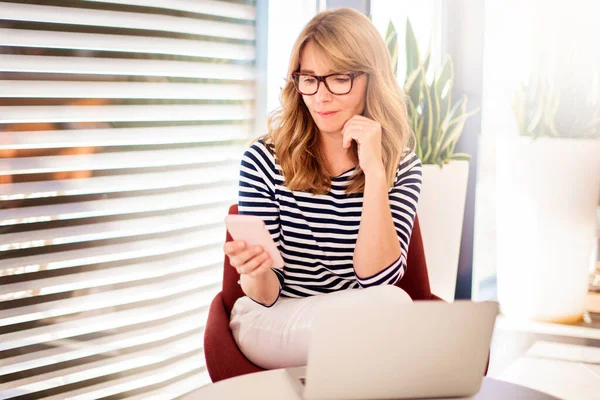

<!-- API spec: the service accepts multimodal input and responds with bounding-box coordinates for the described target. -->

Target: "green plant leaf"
[435,57,453,120]
[442,95,464,129]
[404,64,423,103]
[406,66,423,112]
[421,69,434,163]
[422,45,431,77]
[416,106,425,142]
[405,18,421,84]
[392,18,482,164]
[545,78,561,137]
[439,80,453,129]
[439,97,479,151]
[526,75,546,135]
[513,55,600,139]
[407,98,422,151]
[407,97,422,159]
[406,95,416,116]
[449,153,471,161]
[436,57,452,95]
[512,83,527,136]
[385,20,399,79]
[432,60,453,162]
[429,66,444,162]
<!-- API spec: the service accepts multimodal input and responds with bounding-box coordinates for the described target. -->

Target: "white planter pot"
[417,161,470,302]
[496,136,600,323]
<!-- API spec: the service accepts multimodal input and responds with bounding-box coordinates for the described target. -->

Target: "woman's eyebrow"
[299,69,336,74]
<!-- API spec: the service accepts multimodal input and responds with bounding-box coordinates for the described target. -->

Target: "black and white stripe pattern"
[238,139,422,300]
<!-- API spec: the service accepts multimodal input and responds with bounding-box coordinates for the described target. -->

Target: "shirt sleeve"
[355,151,423,288]
[237,141,285,306]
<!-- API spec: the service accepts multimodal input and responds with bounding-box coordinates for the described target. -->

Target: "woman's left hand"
[342,115,384,176]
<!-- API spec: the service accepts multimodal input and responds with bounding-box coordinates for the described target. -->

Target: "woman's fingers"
[223,240,245,256]
[342,129,360,148]
[238,251,270,275]
[228,244,264,268]
[342,116,378,147]
[224,241,272,277]
[226,243,257,267]
[248,257,273,278]
[342,116,362,148]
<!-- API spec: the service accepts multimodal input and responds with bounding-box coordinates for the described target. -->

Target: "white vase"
[417,161,470,302]
[496,136,600,323]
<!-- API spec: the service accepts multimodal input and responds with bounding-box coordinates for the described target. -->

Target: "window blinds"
[0,0,257,397]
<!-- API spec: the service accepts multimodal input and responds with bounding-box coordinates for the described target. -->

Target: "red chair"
[204,204,487,382]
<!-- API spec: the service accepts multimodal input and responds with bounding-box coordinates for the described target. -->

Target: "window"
[0,0,258,397]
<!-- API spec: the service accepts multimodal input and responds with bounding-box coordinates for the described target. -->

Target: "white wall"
[266,0,318,116]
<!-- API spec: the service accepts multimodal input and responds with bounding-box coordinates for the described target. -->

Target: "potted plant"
[496,56,600,323]
[385,19,478,301]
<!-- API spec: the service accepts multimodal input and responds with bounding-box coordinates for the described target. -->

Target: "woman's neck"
[318,131,356,177]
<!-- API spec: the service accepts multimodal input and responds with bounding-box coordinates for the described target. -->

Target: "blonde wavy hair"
[265,8,414,194]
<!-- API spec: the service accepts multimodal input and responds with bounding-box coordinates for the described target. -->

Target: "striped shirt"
[238,139,422,304]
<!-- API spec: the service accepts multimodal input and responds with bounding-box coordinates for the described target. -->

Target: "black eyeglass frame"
[291,71,365,95]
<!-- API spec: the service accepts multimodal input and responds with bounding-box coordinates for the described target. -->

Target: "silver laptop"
[286,300,499,400]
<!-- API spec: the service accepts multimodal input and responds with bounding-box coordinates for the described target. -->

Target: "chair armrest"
[429,293,444,301]
[203,292,264,383]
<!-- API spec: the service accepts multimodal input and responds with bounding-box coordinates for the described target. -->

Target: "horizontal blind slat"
[83,0,256,20]
[40,354,206,400]
[0,2,255,41]
[1,165,240,200]
[1,186,237,226]
[0,229,225,277]
[0,289,218,351]
[0,104,254,124]
[1,125,250,150]
[1,311,207,377]
[1,268,222,326]
[0,81,255,100]
[0,248,223,299]
[0,54,256,80]
[1,206,229,251]
[1,334,206,394]
[0,29,255,60]
[1,145,245,175]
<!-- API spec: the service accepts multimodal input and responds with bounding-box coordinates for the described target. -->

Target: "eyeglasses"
[291,71,365,95]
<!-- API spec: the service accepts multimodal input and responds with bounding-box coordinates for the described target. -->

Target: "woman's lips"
[316,111,338,118]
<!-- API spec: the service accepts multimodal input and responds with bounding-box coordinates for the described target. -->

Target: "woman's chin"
[315,122,343,135]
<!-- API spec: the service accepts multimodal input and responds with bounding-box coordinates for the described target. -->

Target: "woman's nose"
[314,81,332,103]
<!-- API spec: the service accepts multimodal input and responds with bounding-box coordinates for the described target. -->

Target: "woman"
[224,8,422,369]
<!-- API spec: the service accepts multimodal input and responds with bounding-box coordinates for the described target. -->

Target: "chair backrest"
[221,204,433,314]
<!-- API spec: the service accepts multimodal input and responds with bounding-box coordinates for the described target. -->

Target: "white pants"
[229,285,412,369]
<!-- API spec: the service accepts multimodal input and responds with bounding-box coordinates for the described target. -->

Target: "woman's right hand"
[223,240,273,278]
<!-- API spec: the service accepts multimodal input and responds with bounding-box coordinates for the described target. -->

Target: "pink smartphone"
[224,214,284,270]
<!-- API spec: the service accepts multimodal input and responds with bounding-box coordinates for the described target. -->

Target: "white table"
[187,367,560,400]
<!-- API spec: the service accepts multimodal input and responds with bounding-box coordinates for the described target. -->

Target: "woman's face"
[298,41,367,137]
